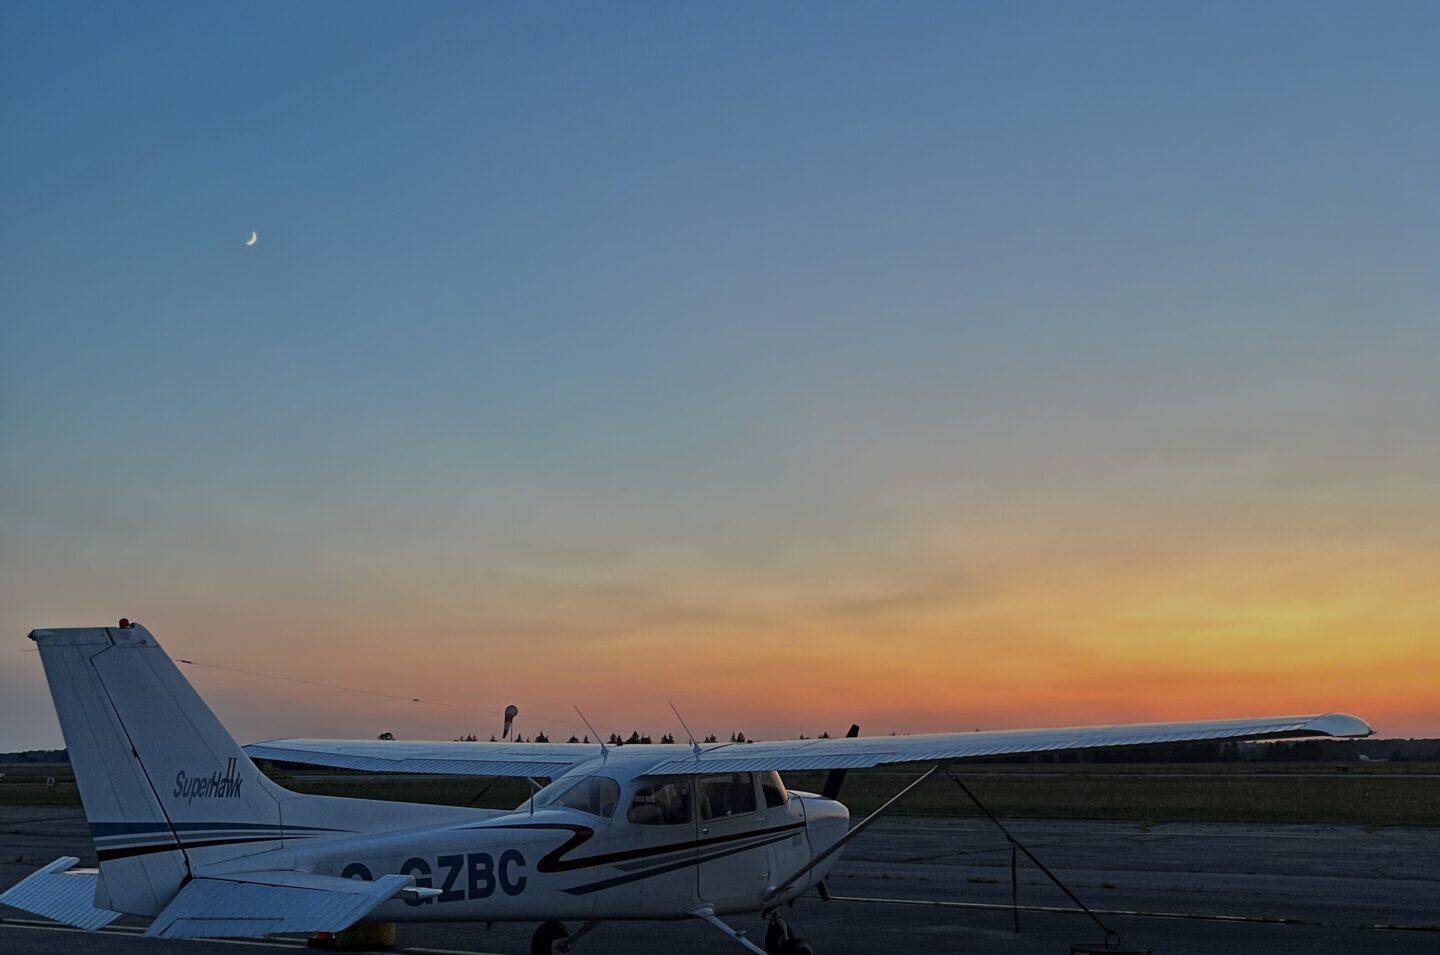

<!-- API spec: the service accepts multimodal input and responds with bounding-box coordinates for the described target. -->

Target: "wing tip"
[1306,712,1373,738]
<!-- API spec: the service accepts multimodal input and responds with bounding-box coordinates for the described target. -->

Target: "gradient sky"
[2,2,1437,752]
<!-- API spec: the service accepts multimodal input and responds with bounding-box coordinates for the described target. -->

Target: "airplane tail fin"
[28,621,481,926]
[31,623,295,915]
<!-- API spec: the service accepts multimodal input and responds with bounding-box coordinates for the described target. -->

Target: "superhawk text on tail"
[1,622,1372,955]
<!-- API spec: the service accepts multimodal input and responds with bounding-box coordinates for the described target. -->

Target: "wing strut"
[762,763,942,905]
[689,906,768,954]
[947,773,1119,947]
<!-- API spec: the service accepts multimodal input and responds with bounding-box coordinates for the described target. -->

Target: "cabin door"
[695,773,769,907]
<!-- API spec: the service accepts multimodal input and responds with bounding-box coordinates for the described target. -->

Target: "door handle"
[701,827,710,835]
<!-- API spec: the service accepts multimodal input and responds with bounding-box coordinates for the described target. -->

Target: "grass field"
[3,760,1437,826]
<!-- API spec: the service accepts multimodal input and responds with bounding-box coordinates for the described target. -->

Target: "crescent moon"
[245,232,258,246]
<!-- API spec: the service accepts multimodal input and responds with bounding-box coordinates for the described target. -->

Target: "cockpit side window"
[627,779,692,826]
[699,773,757,820]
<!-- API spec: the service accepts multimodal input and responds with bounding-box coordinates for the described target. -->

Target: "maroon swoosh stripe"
[486,820,806,873]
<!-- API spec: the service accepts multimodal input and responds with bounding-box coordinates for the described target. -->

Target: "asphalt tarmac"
[2,808,1437,954]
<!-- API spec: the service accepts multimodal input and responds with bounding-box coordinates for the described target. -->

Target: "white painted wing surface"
[0,856,121,931]
[144,871,412,939]
[640,713,1373,775]
[244,738,599,778]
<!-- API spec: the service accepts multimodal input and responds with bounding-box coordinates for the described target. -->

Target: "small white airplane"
[2,622,1372,954]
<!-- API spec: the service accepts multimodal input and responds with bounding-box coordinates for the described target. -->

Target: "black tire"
[531,921,569,955]
[780,937,814,955]
[765,920,788,955]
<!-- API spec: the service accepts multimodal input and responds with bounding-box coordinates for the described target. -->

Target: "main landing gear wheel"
[765,920,787,955]
[765,918,813,955]
[531,920,570,955]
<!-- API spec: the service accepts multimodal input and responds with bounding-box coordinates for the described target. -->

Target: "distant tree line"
[0,749,69,763]
[437,730,782,745]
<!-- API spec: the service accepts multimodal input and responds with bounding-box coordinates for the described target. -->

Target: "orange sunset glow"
[5,496,1433,750]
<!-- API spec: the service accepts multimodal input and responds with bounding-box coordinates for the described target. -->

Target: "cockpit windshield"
[523,775,620,818]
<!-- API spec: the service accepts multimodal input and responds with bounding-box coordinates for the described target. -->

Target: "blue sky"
[2,3,1437,750]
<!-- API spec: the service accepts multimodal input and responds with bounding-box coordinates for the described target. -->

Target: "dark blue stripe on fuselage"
[89,821,350,861]
[562,831,797,896]
[89,821,344,837]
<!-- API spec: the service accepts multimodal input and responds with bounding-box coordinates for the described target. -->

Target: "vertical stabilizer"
[31,623,286,915]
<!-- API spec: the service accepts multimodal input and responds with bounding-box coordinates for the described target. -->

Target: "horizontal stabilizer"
[0,856,122,931]
[144,870,412,939]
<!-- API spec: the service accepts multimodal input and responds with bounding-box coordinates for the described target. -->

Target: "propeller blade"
[821,724,860,800]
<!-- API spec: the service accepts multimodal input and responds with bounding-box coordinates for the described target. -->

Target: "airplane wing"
[244,738,600,778]
[639,713,1373,775]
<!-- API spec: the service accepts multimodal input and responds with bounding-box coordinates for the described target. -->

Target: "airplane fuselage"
[209,775,848,922]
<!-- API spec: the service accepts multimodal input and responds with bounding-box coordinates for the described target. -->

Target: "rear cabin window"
[628,780,692,826]
[699,773,756,820]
